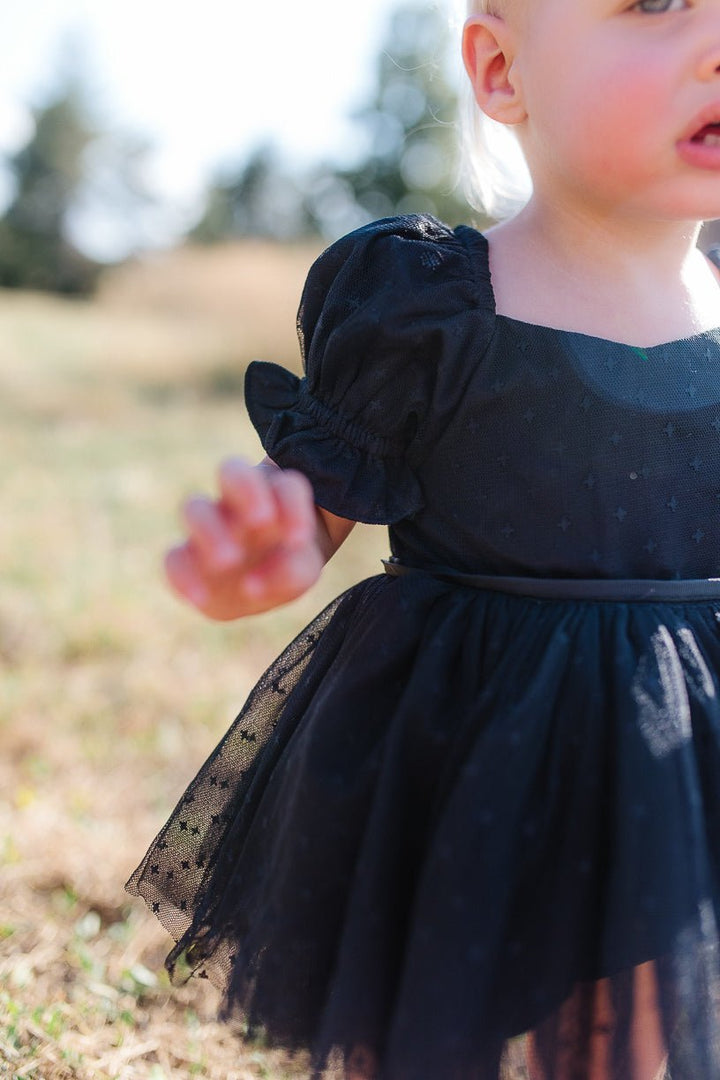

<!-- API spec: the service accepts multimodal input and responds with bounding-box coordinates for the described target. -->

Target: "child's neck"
[486,199,720,348]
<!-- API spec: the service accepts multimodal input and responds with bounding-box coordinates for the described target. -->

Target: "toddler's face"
[505,0,720,221]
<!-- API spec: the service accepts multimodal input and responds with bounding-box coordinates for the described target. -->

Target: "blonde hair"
[458,0,532,220]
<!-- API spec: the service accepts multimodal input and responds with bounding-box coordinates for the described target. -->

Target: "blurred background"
[0,2,475,1077]
[0,0,475,293]
[0,2,718,1077]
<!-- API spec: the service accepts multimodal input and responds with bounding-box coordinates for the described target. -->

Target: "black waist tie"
[382,559,720,602]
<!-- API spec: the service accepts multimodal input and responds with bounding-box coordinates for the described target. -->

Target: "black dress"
[127,215,720,1079]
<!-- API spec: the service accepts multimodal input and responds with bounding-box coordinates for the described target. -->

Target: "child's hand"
[165,458,325,620]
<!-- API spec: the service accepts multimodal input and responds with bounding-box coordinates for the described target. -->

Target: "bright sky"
[0,0,464,256]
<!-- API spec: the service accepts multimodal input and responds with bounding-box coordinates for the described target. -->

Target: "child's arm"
[164,457,356,621]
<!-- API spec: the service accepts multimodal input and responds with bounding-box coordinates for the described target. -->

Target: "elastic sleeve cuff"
[244,360,424,525]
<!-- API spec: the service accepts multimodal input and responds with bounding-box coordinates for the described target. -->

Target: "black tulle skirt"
[127,571,720,1079]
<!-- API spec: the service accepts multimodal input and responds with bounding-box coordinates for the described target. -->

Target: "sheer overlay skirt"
[127,573,720,1078]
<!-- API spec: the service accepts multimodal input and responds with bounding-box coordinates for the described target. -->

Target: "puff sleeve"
[244,214,485,524]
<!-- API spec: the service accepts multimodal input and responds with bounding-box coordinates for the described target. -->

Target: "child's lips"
[690,124,720,146]
[680,104,720,140]
[678,105,720,168]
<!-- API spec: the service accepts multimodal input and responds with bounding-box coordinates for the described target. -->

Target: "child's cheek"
[568,58,667,182]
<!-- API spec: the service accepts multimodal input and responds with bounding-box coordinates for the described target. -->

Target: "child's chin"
[656,189,720,224]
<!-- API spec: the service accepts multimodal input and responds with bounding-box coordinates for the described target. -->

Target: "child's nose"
[696,18,720,80]
[697,51,720,81]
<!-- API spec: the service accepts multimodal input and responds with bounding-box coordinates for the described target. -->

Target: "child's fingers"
[270,469,318,547]
[165,536,323,619]
[165,543,210,609]
[244,541,325,602]
[218,458,277,531]
[167,460,322,619]
[218,458,317,553]
[182,495,243,572]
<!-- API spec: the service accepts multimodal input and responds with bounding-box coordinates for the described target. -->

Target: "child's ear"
[462,14,527,125]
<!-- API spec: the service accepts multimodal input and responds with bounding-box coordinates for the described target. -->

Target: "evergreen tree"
[334,1,470,228]
[190,144,317,244]
[0,82,102,294]
[190,1,472,244]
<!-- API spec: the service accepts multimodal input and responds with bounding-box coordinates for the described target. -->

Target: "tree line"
[0,2,471,295]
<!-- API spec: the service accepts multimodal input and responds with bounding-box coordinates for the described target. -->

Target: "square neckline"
[470,228,720,353]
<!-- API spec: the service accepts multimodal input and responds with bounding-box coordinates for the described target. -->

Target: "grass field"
[0,240,390,1080]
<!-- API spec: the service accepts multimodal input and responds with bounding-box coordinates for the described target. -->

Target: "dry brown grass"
[0,241,388,1080]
